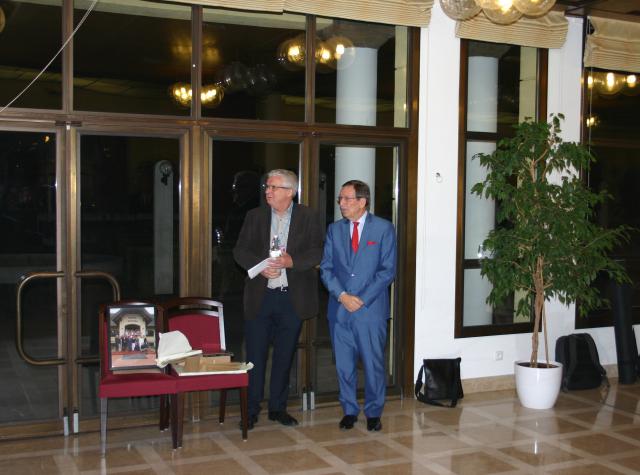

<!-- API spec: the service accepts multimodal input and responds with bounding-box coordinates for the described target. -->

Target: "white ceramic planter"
[514,360,563,409]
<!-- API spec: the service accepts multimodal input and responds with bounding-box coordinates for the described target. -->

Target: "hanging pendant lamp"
[512,0,556,16]
[439,0,482,21]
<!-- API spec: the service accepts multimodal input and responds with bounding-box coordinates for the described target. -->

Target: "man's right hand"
[339,293,363,313]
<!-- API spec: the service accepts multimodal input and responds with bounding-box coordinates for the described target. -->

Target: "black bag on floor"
[414,357,463,407]
[555,333,608,391]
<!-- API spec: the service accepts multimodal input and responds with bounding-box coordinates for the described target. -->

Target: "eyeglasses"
[336,196,359,204]
[262,184,291,192]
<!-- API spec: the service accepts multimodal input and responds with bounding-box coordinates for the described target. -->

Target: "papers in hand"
[247,258,270,279]
[155,331,202,368]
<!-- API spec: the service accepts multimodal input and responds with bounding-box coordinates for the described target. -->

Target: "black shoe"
[240,414,258,431]
[366,417,382,432]
[268,411,299,426]
[339,415,358,430]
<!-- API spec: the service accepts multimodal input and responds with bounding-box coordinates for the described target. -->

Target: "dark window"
[201,10,306,121]
[0,0,62,110]
[73,1,192,115]
[579,68,640,328]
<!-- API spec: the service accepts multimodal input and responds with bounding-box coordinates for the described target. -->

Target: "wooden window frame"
[454,39,548,338]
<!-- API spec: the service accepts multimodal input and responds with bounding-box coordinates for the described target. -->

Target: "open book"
[155,331,202,368]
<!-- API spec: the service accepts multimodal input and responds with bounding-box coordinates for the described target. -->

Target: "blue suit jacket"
[320,213,397,325]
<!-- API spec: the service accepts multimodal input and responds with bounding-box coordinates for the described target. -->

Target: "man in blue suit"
[320,180,397,432]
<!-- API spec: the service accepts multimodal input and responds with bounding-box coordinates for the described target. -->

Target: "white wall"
[415,6,634,380]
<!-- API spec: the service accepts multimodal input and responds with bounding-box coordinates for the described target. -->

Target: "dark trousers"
[244,288,302,416]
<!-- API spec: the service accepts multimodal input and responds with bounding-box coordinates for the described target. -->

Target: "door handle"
[75,270,121,301]
[74,270,121,364]
[16,270,121,366]
[16,271,66,366]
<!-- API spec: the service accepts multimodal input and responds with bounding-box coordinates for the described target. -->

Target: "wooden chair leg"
[171,393,184,449]
[218,389,227,424]
[100,398,108,455]
[159,395,170,431]
[239,387,248,441]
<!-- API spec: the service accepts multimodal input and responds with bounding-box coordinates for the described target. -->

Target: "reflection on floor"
[1,382,639,474]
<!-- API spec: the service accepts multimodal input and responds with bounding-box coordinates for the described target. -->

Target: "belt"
[267,286,289,292]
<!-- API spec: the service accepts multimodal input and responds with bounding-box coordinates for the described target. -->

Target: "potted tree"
[472,114,629,409]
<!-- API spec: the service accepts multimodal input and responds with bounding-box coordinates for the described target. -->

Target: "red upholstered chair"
[99,301,181,454]
[159,297,249,444]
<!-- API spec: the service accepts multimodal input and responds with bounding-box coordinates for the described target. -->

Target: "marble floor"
[1,382,639,475]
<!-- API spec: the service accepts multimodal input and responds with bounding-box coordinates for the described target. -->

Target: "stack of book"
[173,354,253,376]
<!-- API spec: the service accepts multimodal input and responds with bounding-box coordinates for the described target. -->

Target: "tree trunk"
[531,256,545,367]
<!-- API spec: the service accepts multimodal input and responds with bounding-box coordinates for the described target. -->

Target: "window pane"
[73,0,192,115]
[321,144,396,224]
[466,42,537,134]
[0,0,62,110]
[583,68,640,326]
[315,19,408,128]
[459,40,543,335]
[80,135,180,299]
[464,140,495,260]
[463,269,493,326]
[463,269,520,327]
[202,10,306,121]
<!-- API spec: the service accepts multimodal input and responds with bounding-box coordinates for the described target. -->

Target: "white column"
[154,161,173,295]
[334,47,377,221]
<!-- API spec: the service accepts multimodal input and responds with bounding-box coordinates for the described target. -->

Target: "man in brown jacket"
[233,169,323,429]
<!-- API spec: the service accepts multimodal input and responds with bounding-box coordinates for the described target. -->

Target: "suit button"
[351,274,355,277]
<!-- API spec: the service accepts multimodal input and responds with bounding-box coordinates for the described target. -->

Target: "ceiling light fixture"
[439,0,556,24]
[586,71,639,96]
[482,0,523,25]
[626,74,636,88]
[277,34,355,71]
[512,0,555,16]
[440,0,482,20]
[169,83,224,108]
[277,34,306,71]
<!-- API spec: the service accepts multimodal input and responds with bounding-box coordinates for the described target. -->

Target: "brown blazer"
[233,203,324,320]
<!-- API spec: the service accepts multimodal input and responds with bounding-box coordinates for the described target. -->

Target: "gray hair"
[267,169,298,196]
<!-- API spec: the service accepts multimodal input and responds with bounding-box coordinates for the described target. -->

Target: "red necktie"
[351,221,359,253]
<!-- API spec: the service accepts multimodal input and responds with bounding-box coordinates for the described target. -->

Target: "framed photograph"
[108,305,158,371]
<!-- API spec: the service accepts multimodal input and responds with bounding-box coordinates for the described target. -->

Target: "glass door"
[209,137,401,410]
[314,142,399,402]
[0,129,62,436]
[0,128,183,439]
[210,137,301,404]
[76,132,182,423]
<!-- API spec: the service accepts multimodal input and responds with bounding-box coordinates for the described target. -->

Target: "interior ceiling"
[556,0,640,19]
